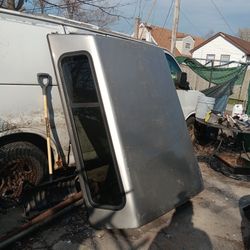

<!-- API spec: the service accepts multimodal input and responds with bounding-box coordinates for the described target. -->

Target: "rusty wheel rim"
[0,159,39,201]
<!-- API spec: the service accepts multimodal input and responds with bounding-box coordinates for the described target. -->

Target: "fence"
[179,58,250,111]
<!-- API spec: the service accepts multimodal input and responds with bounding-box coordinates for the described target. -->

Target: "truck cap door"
[48,34,203,229]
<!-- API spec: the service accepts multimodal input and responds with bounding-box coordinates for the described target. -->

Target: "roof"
[0,9,141,44]
[148,26,180,56]
[144,25,204,56]
[191,32,250,55]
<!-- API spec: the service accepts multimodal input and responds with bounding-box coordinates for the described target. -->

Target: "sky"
[110,0,250,38]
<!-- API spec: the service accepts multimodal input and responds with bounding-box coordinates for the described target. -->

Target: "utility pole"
[170,0,180,55]
[134,17,141,39]
[39,0,45,14]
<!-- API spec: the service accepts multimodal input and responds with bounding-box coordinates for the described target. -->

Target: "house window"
[185,43,191,49]
[220,54,230,65]
[206,54,215,64]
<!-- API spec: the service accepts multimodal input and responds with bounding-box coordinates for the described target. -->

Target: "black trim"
[0,83,57,86]
[71,103,100,108]
[57,51,126,211]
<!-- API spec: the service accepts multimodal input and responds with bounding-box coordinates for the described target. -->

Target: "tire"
[194,122,219,146]
[186,116,196,143]
[0,141,48,200]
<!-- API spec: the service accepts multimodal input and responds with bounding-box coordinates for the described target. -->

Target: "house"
[192,32,250,66]
[134,22,204,56]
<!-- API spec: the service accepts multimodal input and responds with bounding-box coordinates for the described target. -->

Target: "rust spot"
[56,155,63,168]
[0,119,17,133]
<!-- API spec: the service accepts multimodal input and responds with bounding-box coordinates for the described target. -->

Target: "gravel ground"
[4,160,250,250]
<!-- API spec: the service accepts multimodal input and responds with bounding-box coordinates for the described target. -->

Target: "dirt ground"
[5,159,250,250]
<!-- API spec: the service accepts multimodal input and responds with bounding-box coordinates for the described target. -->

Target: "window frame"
[58,51,126,210]
[220,54,230,65]
[185,43,191,49]
[164,52,182,83]
[206,54,215,64]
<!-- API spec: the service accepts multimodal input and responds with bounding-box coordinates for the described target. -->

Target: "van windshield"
[165,53,182,82]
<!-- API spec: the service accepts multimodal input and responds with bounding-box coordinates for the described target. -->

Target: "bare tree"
[63,0,80,20]
[61,0,122,26]
[24,0,131,28]
[25,0,48,14]
[0,0,24,10]
[38,0,46,14]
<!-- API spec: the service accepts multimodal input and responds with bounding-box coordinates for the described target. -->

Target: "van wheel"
[0,142,47,201]
[186,116,196,143]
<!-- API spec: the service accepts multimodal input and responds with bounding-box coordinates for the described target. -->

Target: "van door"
[48,34,203,229]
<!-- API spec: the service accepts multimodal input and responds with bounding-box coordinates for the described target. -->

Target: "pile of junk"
[194,94,250,181]
[178,57,250,180]
[196,89,250,132]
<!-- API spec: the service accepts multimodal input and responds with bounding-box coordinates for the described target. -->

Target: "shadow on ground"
[149,201,212,250]
[239,195,250,250]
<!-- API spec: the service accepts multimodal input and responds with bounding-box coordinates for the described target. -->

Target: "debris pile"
[203,104,250,132]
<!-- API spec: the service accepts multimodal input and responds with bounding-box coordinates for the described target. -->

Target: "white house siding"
[138,26,152,42]
[176,40,182,55]
[176,36,194,56]
[192,36,246,67]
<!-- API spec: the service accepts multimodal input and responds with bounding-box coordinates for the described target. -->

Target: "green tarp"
[176,56,250,114]
[176,56,248,86]
[246,85,250,115]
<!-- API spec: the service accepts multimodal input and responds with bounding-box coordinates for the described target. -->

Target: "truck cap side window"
[61,54,125,209]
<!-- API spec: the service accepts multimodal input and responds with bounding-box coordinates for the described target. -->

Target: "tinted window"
[165,53,182,81]
[61,54,124,208]
[62,55,98,103]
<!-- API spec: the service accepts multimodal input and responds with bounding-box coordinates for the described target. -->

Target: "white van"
[0,9,201,215]
[164,51,203,126]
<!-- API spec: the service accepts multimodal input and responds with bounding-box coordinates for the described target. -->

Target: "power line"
[24,3,68,12]
[123,0,139,32]
[139,0,157,39]
[158,0,174,45]
[24,0,129,19]
[140,0,148,19]
[161,0,174,29]
[180,8,203,37]
[210,0,235,35]
[144,0,157,24]
[132,0,139,19]
[24,0,78,12]
[138,0,142,17]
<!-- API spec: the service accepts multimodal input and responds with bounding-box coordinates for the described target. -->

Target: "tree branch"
[0,0,5,7]
[23,0,132,26]
[78,0,129,19]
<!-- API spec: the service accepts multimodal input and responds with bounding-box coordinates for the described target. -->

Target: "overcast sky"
[111,0,250,38]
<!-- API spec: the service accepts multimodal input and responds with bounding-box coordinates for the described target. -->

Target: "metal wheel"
[0,142,47,202]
